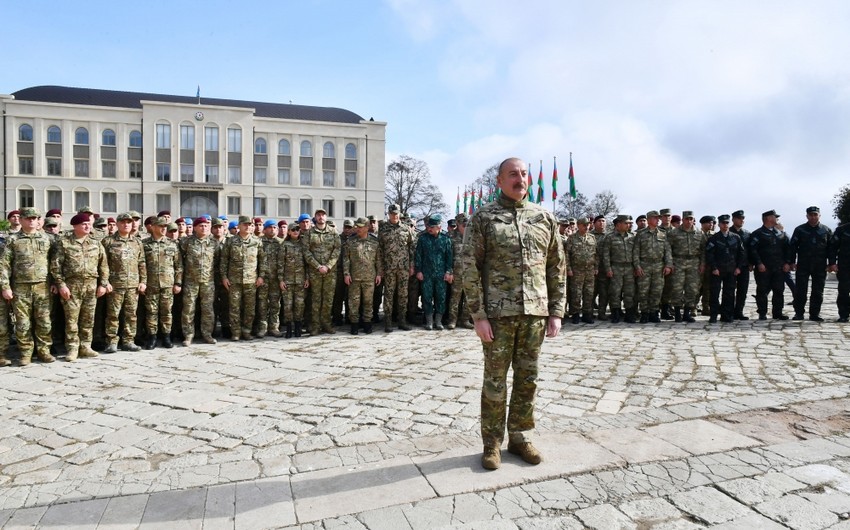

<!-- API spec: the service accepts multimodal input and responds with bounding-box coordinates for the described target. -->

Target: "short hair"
[498,157,525,175]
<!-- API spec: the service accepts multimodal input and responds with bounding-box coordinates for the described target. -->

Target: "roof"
[11,85,365,124]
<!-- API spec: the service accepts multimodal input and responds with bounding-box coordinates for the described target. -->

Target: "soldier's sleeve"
[50,240,66,288]
[663,236,673,268]
[173,243,183,285]
[748,231,763,266]
[220,239,231,280]
[0,240,12,291]
[461,213,488,321]
[342,243,351,277]
[325,233,341,270]
[545,215,567,317]
[301,235,321,271]
[631,233,642,268]
[257,241,268,279]
[136,241,147,282]
[98,244,109,285]
[444,236,453,274]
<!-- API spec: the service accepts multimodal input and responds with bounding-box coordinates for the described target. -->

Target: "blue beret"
[228,221,238,230]
[202,214,211,221]
[184,217,193,225]
[218,215,228,221]
[297,213,311,223]
[263,220,277,229]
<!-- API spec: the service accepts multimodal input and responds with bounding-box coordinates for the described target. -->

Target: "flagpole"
[552,155,557,214]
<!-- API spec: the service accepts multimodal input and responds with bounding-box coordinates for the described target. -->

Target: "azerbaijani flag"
[527,160,535,203]
[478,186,483,209]
[463,187,468,214]
[456,188,460,215]
[569,153,577,199]
[537,160,544,204]
[552,157,558,202]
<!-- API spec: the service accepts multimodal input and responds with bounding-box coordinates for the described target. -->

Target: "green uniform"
[180,235,217,342]
[566,232,597,316]
[256,235,281,336]
[143,236,182,336]
[302,225,340,333]
[344,234,381,324]
[103,234,146,348]
[378,221,414,326]
[600,230,636,315]
[221,234,266,338]
[414,231,453,316]
[280,239,308,324]
[447,229,471,327]
[632,227,673,315]
[667,226,706,310]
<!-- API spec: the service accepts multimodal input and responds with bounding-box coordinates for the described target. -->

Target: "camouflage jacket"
[0,231,53,288]
[50,234,109,287]
[378,221,414,272]
[344,235,381,281]
[667,227,706,265]
[462,195,566,320]
[302,225,340,273]
[450,229,467,274]
[414,231,453,277]
[103,234,146,288]
[600,230,635,274]
[632,227,673,269]
[260,235,281,282]
[143,237,183,289]
[565,232,597,272]
[279,239,308,285]
[221,234,266,284]
[180,235,217,285]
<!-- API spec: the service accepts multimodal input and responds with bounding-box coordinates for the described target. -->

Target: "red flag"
[552,157,558,202]
[537,160,544,204]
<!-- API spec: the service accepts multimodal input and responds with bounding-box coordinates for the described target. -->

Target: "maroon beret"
[253,217,262,224]
[70,214,89,226]
[46,209,62,217]
[157,210,171,217]
[107,217,116,223]
[193,216,210,225]
[7,210,20,219]
[278,220,288,226]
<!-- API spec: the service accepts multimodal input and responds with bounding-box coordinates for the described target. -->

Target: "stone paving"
[0,280,849,528]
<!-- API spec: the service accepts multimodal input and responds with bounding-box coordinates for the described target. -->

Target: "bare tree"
[555,192,592,220]
[470,163,499,192]
[385,155,449,221]
[589,190,621,219]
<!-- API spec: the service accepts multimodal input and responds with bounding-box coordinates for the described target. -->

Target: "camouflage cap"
[94,217,107,228]
[455,212,468,224]
[128,210,142,220]
[367,215,376,222]
[388,204,401,213]
[568,217,577,224]
[659,208,672,216]
[43,217,59,228]
[77,206,95,214]
[646,210,660,218]
[614,214,630,224]
[577,217,590,225]
[153,216,169,227]
[167,222,179,232]
[20,207,41,218]
[211,217,224,227]
[682,210,694,219]
[354,217,369,227]
[116,212,133,222]
[238,215,252,225]
[343,219,354,228]
[558,218,570,225]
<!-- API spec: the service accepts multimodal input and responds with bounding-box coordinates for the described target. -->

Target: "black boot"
[145,336,157,350]
[639,312,649,324]
[285,323,292,339]
[674,307,682,323]
[661,304,673,320]
[350,323,359,335]
[683,307,695,323]
[649,311,661,323]
[624,309,637,323]
[294,321,302,337]
[571,314,580,324]
[709,314,718,323]
[364,322,373,334]
[161,334,173,349]
[582,313,594,324]
[609,309,621,324]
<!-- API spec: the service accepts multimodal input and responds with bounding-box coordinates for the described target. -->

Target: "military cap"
[456,213,468,224]
[20,207,41,218]
[327,220,336,228]
[646,210,660,218]
[77,206,94,214]
[253,217,262,224]
[175,217,186,224]
[388,204,401,213]
[116,212,133,222]
[43,217,59,228]
[263,219,277,229]
[218,215,228,221]
[107,217,116,223]
[447,219,457,227]
[577,217,590,225]
[614,214,630,224]
[193,216,210,225]
[568,217,577,224]
[153,216,169,227]
[558,218,570,225]
[681,211,694,219]
[184,217,193,225]
[671,214,681,223]
[70,213,89,226]
[6,209,21,219]
[659,208,672,216]
[144,216,155,226]
[806,206,820,214]
[93,213,101,220]
[343,219,354,228]
[46,208,62,217]
[314,207,327,215]
[636,214,647,221]
[94,217,107,228]
[401,213,410,220]
[717,214,731,223]
[278,219,288,226]
[761,209,780,218]
[594,215,606,222]
[202,214,212,221]
[167,222,179,232]
[367,215,377,222]
[211,217,224,227]
[297,213,311,223]
[228,220,238,230]
[157,210,171,217]
[128,210,142,220]
[427,215,442,227]
[699,215,716,224]
[732,210,745,218]
[354,217,369,227]
[238,215,252,225]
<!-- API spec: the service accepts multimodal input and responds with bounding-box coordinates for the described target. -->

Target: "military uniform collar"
[497,193,528,209]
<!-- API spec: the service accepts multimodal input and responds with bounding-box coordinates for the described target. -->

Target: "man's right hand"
[474,318,494,343]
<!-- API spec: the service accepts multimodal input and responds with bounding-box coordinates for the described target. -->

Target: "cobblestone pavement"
[1,280,850,528]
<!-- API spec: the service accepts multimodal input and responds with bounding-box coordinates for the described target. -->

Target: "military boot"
[661,304,673,320]
[639,312,649,324]
[145,336,157,350]
[446,318,457,330]
[36,351,56,364]
[294,321,303,337]
[581,313,594,324]
[683,308,695,323]
[350,323,359,335]
[508,441,543,465]
[161,334,173,349]
[424,314,434,330]
[64,349,78,362]
[571,313,580,324]
[674,307,682,323]
[0,355,12,367]
[481,446,501,470]
[434,314,444,330]
[384,320,394,333]
[610,308,621,324]
[398,320,412,331]
[364,322,373,334]
[285,323,293,339]
[79,345,99,358]
[649,311,661,323]
[624,309,637,323]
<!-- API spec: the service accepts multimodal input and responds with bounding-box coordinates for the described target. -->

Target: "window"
[322,199,334,217]
[19,189,34,208]
[47,190,62,211]
[254,167,267,184]
[129,193,143,213]
[228,166,241,184]
[205,126,218,150]
[75,128,89,145]
[277,168,290,185]
[180,124,195,149]
[156,194,171,213]
[278,139,290,155]
[345,200,356,218]
[129,162,142,179]
[47,158,62,176]
[180,164,195,182]
[102,160,116,178]
[227,128,241,152]
[345,143,357,159]
[205,165,219,183]
[19,158,33,175]
[323,142,335,158]
[278,197,291,217]
[323,171,335,187]
[345,172,356,188]
[300,140,312,157]
[156,124,171,148]
[102,191,117,213]
[102,129,116,146]
[300,170,312,186]
[74,190,90,211]
[299,198,312,215]
[255,138,267,154]
[227,196,241,215]
[47,126,61,143]
[156,163,171,181]
[19,124,33,142]
[129,130,143,148]
[254,197,267,216]
[75,160,89,177]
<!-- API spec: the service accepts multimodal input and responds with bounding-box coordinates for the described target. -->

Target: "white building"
[0,85,386,222]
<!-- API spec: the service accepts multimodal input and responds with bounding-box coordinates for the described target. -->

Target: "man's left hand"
[546,316,562,338]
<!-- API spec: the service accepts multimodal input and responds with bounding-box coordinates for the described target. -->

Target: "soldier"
[566,217,597,324]
[729,210,752,320]
[705,214,746,323]
[343,217,382,334]
[829,219,850,322]
[447,212,473,330]
[176,217,187,238]
[184,217,194,237]
[101,213,146,353]
[107,217,117,236]
[670,214,682,229]
[378,204,414,332]
[280,223,309,337]
[45,209,63,231]
[601,214,636,323]
[749,210,791,320]
[632,210,673,323]
[658,208,675,320]
[463,157,566,470]
[221,216,266,341]
[414,215,453,330]
[256,219,282,337]
[333,219,355,325]
[0,208,55,365]
[142,216,182,349]
[368,215,383,324]
[179,217,217,345]
[696,215,716,315]
[0,236,10,367]
[277,219,288,239]
[666,211,706,323]
[789,206,832,322]
[635,214,648,232]
[253,217,264,237]
[6,210,21,234]
[591,216,609,320]
[302,207,339,335]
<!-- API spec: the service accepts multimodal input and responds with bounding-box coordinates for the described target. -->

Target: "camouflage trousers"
[636,263,665,313]
[569,268,596,315]
[0,298,9,357]
[383,269,409,324]
[145,287,175,335]
[608,263,636,311]
[670,257,701,308]
[421,274,447,315]
[183,281,215,340]
[62,279,98,355]
[309,271,337,331]
[447,281,469,325]
[594,273,610,315]
[228,282,257,336]
[282,283,306,323]
[255,283,281,334]
[481,315,545,447]
[348,279,375,323]
[106,287,139,346]
[12,282,52,359]
[661,271,674,306]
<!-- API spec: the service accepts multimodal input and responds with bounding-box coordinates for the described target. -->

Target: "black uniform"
[829,223,850,321]
[789,222,832,320]
[749,226,791,319]
[729,225,751,318]
[705,231,747,321]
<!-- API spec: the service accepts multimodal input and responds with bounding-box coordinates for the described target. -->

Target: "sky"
[3,0,850,227]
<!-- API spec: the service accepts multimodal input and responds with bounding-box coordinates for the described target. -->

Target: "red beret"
[70,214,89,226]
[144,216,155,225]
[157,210,171,217]
[278,220,288,226]
[46,209,62,217]
[107,217,116,223]
[7,210,20,219]
[253,217,262,223]
[193,217,210,225]
[93,213,101,220]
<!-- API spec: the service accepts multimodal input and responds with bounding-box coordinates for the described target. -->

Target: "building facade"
[0,86,386,221]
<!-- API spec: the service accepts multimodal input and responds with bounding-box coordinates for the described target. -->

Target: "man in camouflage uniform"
[302,207,340,335]
[566,217,597,324]
[789,206,832,322]
[697,215,716,314]
[344,217,382,334]
[280,223,309,338]
[142,216,183,349]
[0,235,10,366]
[256,220,282,337]
[221,216,266,341]
[368,215,383,324]
[601,214,636,323]
[705,214,746,323]
[447,213,473,330]
[590,216,609,320]
[658,207,675,320]
[463,157,566,470]
[632,210,673,323]
[415,215,453,330]
[180,217,217,345]
[0,208,55,365]
[378,204,414,332]
[333,219,355,325]
[667,211,706,323]
[102,213,146,353]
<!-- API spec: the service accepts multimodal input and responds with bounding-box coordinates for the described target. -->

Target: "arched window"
[323,142,335,158]
[345,143,357,159]
[102,129,116,146]
[129,130,142,148]
[278,139,291,155]
[19,124,33,142]
[47,126,61,143]
[75,127,89,145]
[255,138,267,154]
[300,140,312,157]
